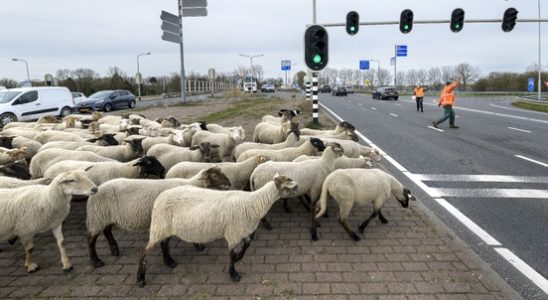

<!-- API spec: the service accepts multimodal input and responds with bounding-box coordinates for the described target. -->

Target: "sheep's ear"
[189,145,200,150]
[84,166,93,172]
[210,144,220,149]
[273,172,280,180]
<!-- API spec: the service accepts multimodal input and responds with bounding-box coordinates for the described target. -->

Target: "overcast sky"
[0,0,545,82]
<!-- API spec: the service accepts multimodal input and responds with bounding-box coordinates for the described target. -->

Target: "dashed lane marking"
[428,126,444,132]
[508,127,531,133]
[390,113,398,117]
[515,155,548,168]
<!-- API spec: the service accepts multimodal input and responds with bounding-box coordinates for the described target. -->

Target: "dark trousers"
[435,105,455,125]
[416,97,423,112]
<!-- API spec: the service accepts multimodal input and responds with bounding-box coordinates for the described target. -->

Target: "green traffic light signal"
[399,9,414,34]
[305,25,328,70]
[350,26,356,32]
[346,11,359,35]
[313,54,322,64]
[450,8,465,33]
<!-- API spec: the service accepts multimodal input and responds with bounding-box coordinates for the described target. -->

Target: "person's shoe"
[449,125,459,129]
[432,121,438,128]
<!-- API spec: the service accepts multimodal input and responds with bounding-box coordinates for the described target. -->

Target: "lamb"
[147,142,220,171]
[0,170,97,272]
[191,130,236,162]
[75,135,145,162]
[29,149,116,178]
[0,159,31,180]
[38,134,119,152]
[136,173,298,286]
[0,147,27,165]
[237,137,325,162]
[233,132,300,161]
[300,121,355,136]
[166,154,270,190]
[43,156,165,185]
[86,166,231,268]
[314,168,414,241]
[252,118,299,144]
[0,177,52,189]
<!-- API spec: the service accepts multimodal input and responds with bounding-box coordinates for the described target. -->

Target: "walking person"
[413,85,424,112]
[432,80,460,129]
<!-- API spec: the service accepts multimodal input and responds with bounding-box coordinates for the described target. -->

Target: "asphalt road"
[317,92,548,300]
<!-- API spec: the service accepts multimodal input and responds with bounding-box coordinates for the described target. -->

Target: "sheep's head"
[92,111,104,121]
[273,173,298,197]
[338,121,356,132]
[397,188,414,208]
[309,138,326,153]
[124,136,145,156]
[169,130,185,145]
[254,154,270,165]
[6,147,27,161]
[200,166,231,190]
[191,142,220,162]
[229,126,246,143]
[286,132,300,143]
[362,157,375,168]
[325,142,344,157]
[289,121,301,138]
[126,126,142,136]
[64,116,77,128]
[0,136,15,149]
[366,148,382,162]
[119,118,130,131]
[38,115,59,123]
[133,156,165,179]
[0,159,31,180]
[88,133,119,146]
[57,169,98,196]
[345,131,359,142]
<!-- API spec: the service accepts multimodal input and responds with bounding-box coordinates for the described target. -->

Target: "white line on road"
[490,102,548,116]
[430,188,548,198]
[371,107,377,110]
[413,174,548,183]
[508,127,531,133]
[428,126,444,132]
[515,155,548,168]
[357,103,363,106]
[495,248,548,294]
[390,113,398,117]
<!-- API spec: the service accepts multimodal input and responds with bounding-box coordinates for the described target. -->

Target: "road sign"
[359,60,370,70]
[182,7,207,17]
[161,10,181,44]
[528,77,535,92]
[161,10,179,25]
[281,60,291,71]
[161,21,180,35]
[181,0,207,8]
[396,45,407,57]
[162,31,181,43]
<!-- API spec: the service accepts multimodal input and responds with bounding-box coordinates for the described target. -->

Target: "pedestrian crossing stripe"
[431,188,548,198]
[414,174,548,183]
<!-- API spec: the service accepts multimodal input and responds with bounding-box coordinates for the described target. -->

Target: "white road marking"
[357,103,363,106]
[390,113,398,117]
[435,198,501,246]
[395,103,402,106]
[494,248,548,294]
[430,188,548,198]
[507,127,531,133]
[371,107,377,110]
[428,126,444,132]
[414,174,548,183]
[515,155,548,168]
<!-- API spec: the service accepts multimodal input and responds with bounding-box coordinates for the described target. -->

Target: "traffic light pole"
[318,18,548,28]
[178,0,186,103]
[312,72,319,125]
[394,45,397,87]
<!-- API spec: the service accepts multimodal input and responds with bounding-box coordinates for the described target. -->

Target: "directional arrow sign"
[161,21,180,35]
[182,7,207,17]
[182,0,207,8]
[359,60,370,70]
[162,31,181,44]
[161,10,179,25]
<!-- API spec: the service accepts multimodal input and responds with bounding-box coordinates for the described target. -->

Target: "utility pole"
[538,0,542,100]
[136,52,151,101]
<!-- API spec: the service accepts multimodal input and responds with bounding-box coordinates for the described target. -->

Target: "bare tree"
[320,68,338,86]
[339,68,353,85]
[441,66,455,83]
[417,69,428,86]
[352,70,361,86]
[377,68,392,86]
[428,67,442,86]
[55,69,71,81]
[454,63,481,89]
[364,69,377,88]
[396,71,406,88]
[406,69,419,87]
[251,64,265,83]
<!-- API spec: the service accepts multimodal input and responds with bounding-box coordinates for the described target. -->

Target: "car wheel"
[60,106,72,117]
[104,103,113,112]
[0,113,17,127]
[128,100,136,109]
[394,97,399,101]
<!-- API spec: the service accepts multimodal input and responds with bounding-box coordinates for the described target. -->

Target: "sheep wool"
[29,149,116,179]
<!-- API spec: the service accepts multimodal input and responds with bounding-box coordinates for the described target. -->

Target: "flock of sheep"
[0,107,414,287]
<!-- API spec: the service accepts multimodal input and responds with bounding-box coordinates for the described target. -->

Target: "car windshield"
[89,91,112,98]
[0,91,21,104]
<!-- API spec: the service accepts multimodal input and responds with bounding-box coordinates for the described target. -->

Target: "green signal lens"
[404,24,409,30]
[313,54,322,64]
[350,26,356,32]
[455,24,460,29]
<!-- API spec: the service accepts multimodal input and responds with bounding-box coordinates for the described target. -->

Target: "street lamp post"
[136,52,151,101]
[538,0,542,100]
[11,58,30,84]
[238,53,263,81]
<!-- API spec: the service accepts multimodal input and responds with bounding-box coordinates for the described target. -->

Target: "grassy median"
[511,101,548,113]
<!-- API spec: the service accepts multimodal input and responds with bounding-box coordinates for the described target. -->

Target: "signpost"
[394,44,407,86]
[528,77,535,92]
[359,60,370,70]
[281,60,291,88]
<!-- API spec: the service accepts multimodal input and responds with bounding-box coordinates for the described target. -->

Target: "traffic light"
[304,25,328,71]
[450,8,465,33]
[399,9,414,34]
[346,11,359,35]
[502,8,518,32]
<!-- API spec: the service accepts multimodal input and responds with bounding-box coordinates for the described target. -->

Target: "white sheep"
[300,121,355,136]
[233,132,300,161]
[1,127,42,139]
[261,109,300,124]
[293,154,375,169]
[0,177,52,189]
[237,137,325,162]
[86,167,231,268]
[320,138,381,161]
[38,134,119,152]
[0,147,27,165]
[29,149,116,178]
[0,170,97,272]
[314,168,413,241]
[135,173,298,286]
[252,118,299,144]
[191,130,236,162]
[141,131,185,153]
[33,130,89,144]
[206,124,246,143]
[43,156,165,185]
[147,142,221,171]
[75,135,145,162]
[166,154,270,190]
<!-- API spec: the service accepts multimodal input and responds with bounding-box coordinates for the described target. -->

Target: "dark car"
[261,84,275,93]
[332,86,348,96]
[75,90,136,113]
[319,85,332,93]
[372,87,399,100]
[345,86,354,94]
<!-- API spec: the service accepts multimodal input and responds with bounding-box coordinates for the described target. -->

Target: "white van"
[0,87,74,126]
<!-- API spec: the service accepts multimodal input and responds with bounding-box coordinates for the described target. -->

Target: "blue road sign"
[359,60,370,70]
[281,60,291,71]
[396,44,407,57]
[528,77,535,92]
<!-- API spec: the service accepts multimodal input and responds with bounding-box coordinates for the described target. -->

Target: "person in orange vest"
[433,80,461,129]
[413,85,425,112]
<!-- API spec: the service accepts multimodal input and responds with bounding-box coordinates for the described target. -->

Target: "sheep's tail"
[315,182,329,219]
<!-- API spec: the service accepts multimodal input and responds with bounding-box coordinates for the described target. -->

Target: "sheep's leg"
[310,199,320,241]
[20,236,40,273]
[260,217,273,230]
[283,198,292,213]
[87,233,105,268]
[52,225,72,272]
[378,209,388,224]
[137,242,156,288]
[228,237,251,282]
[338,218,361,241]
[298,195,311,212]
[160,238,177,268]
[8,237,18,245]
[103,224,119,256]
[193,243,205,251]
[358,210,378,233]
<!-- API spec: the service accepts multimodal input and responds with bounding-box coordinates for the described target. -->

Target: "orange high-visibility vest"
[439,81,460,106]
[414,87,424,97]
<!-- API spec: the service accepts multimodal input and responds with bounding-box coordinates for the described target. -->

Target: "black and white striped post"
[305,79,312,101]
[312,72,319,124]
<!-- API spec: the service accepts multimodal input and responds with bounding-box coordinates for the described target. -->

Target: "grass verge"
[511,101,548,113]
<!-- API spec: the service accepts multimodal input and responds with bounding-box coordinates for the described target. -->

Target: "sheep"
[191,130,236,162]
[98,118,130,132]
[0,170,97,272]
[0,147,27,165]
[96,114,122,125]
[75,135,145,162]
[29,149,116,178]
[178,122,207,147]
[147,142,221,171]
[237,137,325,163]
[67,111,104,123]
[33,130,89,144]
[0,177,52,189]
[141,131,185,153]
[319,138,381,161]
[11,136,42,161]
[293,154,375,169]
[314,168,414,241]
[43,156,165,185]
[206,124,246,143]
[252,118,299,144]
[233,132,300,161]
[300,121,355,136]
[135,173,298,286]
[166,154,270,190]
[0,159,31,180]
[38,134,119,152]
[1,127,42,139]
[249,145,339,231]
[158,116,181,128]
[261,109,301,125]
[86,166,231,268]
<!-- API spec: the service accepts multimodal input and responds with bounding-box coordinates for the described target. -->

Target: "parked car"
[319,85,332,93]
[261,84,275,93]
[75,90,136,113]
[372,87,399,100]
[71,92,86,104]
[332,86,348,96]
[345,86,354,94]
[0,86,74,126]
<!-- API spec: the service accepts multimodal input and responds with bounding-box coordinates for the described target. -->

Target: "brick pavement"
[0,191,519,299]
